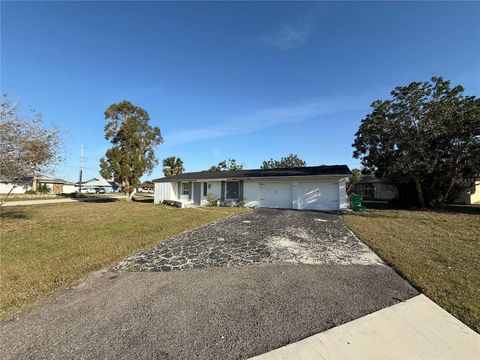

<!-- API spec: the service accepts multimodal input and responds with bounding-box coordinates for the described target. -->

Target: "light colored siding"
[154,182,174,203]
[0,182,32,194]
[339,179,348,209]
[243,181,260,207]
[62,184,76,194]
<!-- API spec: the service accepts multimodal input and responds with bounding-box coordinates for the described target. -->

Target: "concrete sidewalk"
[251,294,480,360]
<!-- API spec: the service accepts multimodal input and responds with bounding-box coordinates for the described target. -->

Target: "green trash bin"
[350,194,365,212]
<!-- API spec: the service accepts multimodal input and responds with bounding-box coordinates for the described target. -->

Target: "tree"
[207,159,243,171]
[347,168,363,194]
[260,154,306,169]
[99,101,163,201]
[353,77,480,208]
[0,96,62,206]
[162,156,184,176]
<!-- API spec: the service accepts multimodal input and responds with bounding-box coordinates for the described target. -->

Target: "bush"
[24,189,37,195]
[207,192,218,206]
[37,184,51,194]
[235,197,246,208]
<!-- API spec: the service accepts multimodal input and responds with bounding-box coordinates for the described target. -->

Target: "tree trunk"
[32,175,37,192]
[0,185,17,207]
[414,178,426,208]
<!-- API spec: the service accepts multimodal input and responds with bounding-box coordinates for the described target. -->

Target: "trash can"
[350,194,365,212]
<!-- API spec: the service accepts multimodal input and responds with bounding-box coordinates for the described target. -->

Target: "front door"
[193,182,201,205]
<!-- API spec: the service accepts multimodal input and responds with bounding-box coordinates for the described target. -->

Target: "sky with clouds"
[2,1,479,181]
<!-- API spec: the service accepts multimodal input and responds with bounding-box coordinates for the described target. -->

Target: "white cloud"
[259,22,313,50]
[163,98,364,146]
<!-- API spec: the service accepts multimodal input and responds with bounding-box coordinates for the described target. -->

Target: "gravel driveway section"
[0,264,417,360]
[117,209,382,272]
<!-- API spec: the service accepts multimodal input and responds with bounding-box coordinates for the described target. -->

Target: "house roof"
[77,178,118,187]
[153,165,351,182]
[36,175,75,185]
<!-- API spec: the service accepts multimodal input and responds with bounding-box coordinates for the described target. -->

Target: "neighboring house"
[453,179,480,205]
[153,165,351,211]
[36,175,76,194]
[0,175,76,195]
[77,178,120,193]
[351,175,398,200]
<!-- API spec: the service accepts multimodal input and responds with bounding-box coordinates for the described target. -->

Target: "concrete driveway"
[0,209,417,360]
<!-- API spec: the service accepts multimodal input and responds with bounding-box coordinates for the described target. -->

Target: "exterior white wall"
[62,184,76,194]
[339,178,349,209]
[243,181,259,207]
[154,182,174,203]
[0,182,32,194]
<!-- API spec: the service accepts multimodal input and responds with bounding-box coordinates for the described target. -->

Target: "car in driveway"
[95,187,106,194]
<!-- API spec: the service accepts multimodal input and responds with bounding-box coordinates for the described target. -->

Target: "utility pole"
[78,144,84,196]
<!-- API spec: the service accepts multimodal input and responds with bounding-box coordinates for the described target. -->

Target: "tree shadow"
[0,208,29,219]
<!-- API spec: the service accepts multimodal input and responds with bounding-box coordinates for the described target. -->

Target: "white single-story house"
[0,175,76,195]
[153,165,352,211]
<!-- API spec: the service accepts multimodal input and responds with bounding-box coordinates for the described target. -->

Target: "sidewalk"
[251,294,480,360]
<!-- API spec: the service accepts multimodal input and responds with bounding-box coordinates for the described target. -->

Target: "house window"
[203,182,208,196]
[226,181,239,199]
[181,182,190,196]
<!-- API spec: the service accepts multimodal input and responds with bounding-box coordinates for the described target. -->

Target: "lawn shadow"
[0,208,29,219]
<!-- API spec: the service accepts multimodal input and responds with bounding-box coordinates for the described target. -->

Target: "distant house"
[453,179,480,205]
[36,175,76,194]
[351,175,398,200]
[77,178,120,193]
[0,175,76,195]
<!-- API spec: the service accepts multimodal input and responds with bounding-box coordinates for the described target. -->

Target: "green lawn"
[343,209,480,333]
[0,202,248,319]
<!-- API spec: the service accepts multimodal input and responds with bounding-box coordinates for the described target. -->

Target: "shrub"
[207,192,218,206]
[235,197,246,208]
[37,184,51,194]
[24,189,37,195]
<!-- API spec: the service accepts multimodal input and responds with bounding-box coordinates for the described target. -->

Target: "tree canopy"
[162,156,184,176]
[207,159,243,171]
[260,154,306,169]
[99,101,163,200]
[353,77,480,207]
[0,96,62,204]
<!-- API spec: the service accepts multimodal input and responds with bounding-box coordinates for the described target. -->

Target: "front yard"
[343,209,480,333]
[0,202,248,319]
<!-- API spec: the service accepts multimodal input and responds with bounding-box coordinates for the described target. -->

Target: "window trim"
[203,182,208,196]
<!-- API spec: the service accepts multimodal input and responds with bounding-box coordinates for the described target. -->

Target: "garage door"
[259,183,292,209]
[298,182,339,211]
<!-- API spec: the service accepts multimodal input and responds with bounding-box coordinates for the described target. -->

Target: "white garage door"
[259,182,292,209]
[298,182,339,211]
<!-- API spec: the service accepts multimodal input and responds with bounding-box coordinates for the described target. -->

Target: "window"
[226,181,239,199]
[181,182,190,196]
[203,182,208,196]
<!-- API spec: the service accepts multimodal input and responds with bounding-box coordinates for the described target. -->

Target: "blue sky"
[2,1,479,181]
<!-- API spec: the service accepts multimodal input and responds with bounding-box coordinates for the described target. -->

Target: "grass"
[343,209,480,333]
[0,202,249,319]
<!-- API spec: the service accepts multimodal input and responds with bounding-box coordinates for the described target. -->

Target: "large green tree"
[353,77,480,208]
[260,154,306,169]
[100,101,163,200]
[207,159,243,171]
[162,156,184,176]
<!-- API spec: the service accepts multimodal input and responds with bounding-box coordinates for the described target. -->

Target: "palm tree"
[162,156,184,176]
